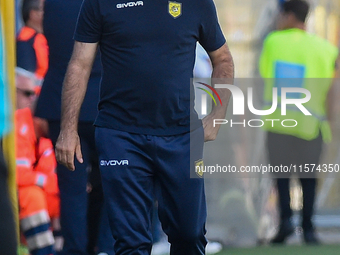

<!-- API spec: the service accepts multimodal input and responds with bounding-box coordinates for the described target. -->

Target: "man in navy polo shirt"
[55,0,234,254]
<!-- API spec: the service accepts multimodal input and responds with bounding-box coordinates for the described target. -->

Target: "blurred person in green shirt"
[259,0,338,245]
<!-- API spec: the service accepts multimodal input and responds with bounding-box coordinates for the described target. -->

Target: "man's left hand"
[202,114,221,142]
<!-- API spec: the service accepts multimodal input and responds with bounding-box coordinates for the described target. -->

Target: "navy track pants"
[96,126,207,255]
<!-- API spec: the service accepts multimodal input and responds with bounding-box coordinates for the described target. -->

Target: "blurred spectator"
[193,43,223,255]
[259,0,339,244]
[16,0,48,89]
[194,43,213,120]
[35,0,114,254]
[15,67,60,254]
[194,43,212,79]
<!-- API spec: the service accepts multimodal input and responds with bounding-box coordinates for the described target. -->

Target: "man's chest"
[100,0,200,44]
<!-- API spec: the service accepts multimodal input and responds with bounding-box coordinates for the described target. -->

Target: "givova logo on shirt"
[116,1,143,9]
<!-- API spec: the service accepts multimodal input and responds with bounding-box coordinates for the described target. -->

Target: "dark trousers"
[267,132,323,231]
[0,140,17,255]
[48,121,114,255]
[96,126,207,255]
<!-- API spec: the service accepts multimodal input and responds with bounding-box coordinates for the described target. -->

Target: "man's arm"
[203,43,234,141]
[55,41,98,170]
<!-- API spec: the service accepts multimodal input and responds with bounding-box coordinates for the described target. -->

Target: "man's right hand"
[55,130,83,171]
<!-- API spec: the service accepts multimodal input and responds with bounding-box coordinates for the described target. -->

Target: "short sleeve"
[198,0,226,53]
[74,0,102,43]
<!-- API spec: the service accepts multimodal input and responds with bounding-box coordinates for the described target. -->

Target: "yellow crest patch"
[195,159,204,178]
[168,1,182,19]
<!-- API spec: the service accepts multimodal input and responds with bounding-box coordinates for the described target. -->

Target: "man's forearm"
[210,45,234,119]
[60,62,90,131]
[60,41,98,133]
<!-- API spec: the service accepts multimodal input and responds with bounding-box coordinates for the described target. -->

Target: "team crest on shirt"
[195,159,204,178]
[168,1,182,19]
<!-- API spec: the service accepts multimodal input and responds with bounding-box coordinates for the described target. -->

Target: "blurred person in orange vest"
[17,0,48,93]
[15,67,61,255]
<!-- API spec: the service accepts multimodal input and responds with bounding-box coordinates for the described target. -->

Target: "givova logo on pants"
[100,160,129,166]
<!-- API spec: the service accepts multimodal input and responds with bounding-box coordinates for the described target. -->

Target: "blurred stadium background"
[203,0,340,248]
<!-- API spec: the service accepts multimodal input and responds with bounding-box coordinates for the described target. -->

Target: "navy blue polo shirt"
[75,0,225,135]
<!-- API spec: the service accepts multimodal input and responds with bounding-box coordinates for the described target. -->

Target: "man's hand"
[55,130,83,171]
[202,114,220,142]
